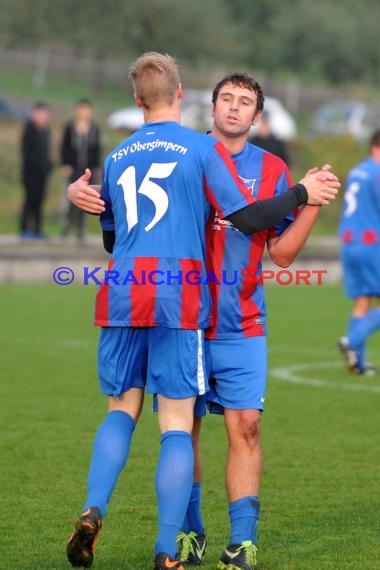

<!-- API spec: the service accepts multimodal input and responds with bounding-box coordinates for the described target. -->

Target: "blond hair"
[129,52,180,110]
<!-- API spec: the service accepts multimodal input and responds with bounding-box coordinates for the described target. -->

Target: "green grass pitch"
[1,283,379,569]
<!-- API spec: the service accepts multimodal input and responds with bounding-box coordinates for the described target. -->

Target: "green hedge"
[289,136,366,235]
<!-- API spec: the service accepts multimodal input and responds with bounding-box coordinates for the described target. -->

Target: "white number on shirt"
[344,181,360,217]
[117,162,177,232]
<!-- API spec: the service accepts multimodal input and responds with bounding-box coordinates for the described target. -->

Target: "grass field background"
[1,283,380,569]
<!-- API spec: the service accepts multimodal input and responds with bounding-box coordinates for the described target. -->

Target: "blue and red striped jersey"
[339,157,380,245]
[205,143,294,339]
[95,121,254,329]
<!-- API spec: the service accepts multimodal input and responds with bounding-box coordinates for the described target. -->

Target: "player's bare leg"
[192,415,203,484]
[351,296,372,318]
[108,386,145,419]
[67,388,144,568]
[224,409,261,500]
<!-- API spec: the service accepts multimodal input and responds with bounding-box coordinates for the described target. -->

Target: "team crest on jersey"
[212,175,256,232]
[239,175,256,194]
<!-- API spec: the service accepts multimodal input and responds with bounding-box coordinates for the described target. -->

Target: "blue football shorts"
[98,326,208,399]
[341,244,380,298]
[204,336,267,415]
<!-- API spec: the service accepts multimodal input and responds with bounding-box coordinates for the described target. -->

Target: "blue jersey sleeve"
[203,141,254,217]
[373,171,380,212]
[99,157,114,231]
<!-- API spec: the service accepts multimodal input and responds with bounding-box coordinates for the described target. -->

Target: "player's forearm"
[226,184,307,234]
[268,205,321,267]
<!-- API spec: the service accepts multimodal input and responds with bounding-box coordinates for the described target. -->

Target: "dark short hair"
[76,98,92,106]
[212,72,264,112]
[33,101,49,110]
[369,128,380,148]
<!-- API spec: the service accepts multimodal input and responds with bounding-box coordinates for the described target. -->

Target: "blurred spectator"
[20,102,52,238]
[250,111,291,166]
[60,99,101,241]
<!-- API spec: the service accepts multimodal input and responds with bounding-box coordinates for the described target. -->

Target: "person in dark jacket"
[250,111,291,166]
[20,102,52,238]
[60,99,101,240]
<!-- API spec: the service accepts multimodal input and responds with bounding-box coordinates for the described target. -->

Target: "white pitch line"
[270,361,380,394]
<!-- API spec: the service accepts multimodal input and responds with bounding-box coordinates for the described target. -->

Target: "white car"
[249,97,297,141]
[310,100,380,141]
[107,89,212,132]
[107,91,297,140]
[107,107,144,131]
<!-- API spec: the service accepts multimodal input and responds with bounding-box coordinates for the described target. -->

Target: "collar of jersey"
[206,130,250,160]
[143,120,179,127]
[231,142,250,160]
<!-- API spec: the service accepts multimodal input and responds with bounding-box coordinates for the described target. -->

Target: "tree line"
[1,0,380,86]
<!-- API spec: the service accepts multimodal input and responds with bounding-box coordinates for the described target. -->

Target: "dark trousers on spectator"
[20,171,48,234]
[62,201,86,239]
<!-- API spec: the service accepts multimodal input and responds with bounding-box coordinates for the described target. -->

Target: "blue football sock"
[347,316,365,369]
[155,431,194,557]
[348,309,380,363]
[182,482,204,534]
[84,410,136,518]
[230,496,260,545]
